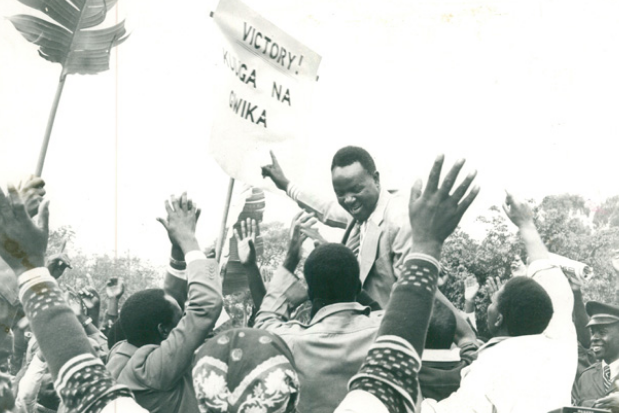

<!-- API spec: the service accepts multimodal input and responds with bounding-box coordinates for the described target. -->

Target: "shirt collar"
[603,359,619,379]
[363,188,390,227]
[310,302,371,325]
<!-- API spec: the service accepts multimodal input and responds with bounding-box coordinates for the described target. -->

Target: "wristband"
[169,257,186,270]
[81,317,93,327]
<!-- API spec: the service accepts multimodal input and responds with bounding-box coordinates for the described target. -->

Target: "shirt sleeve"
[130,253,223,391]
[253,266,309,335]
[527,259,576,340]
[286,182,350,229]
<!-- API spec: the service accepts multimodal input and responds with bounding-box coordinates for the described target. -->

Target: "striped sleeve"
[18,267,147,413]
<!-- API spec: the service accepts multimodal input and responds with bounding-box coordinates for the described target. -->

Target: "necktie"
[346,221,361,258]
[604,363,612,391]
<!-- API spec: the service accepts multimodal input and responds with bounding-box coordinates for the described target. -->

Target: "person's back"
[255,237,380,413]
[422,193,577,413]
[288,303,382,412]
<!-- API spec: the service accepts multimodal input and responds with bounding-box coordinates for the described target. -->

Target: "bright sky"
[1,0,619,265]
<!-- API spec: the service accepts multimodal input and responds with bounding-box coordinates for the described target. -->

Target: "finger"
[8,184,28,221]
[234,227,241,242]
[270,150,280,167]
[241,220,247,239]
[21,177,45,191]
[164,200,174,216]
[37,199,50,233]
[0,186,12,223]
[251,219,257,239]
[451,170,477,202]
[187,198,193,211]
[195,208,202,223]
[456,185,480,219]
[423,154,445,197]
[409,179,423,207]
[156,217,169,232]
[170,195,180,212]
[60,238,67,253]
[180,192,188,212]
[437,159,466,199]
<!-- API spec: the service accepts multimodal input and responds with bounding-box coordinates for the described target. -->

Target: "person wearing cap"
[572,301,619,408]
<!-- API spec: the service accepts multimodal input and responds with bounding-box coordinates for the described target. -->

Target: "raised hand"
[408,155,479,258]
[0,185,50,277]
[105,277,125,299]
[46,238,72,279]
[502,191,535,229]
[283,212,314,273]
[18,176,46,218]
[484,276,505,297]
[261,151,290,191]
[464,275,480,301]
[156,192,201,254]
[234,218,257,265]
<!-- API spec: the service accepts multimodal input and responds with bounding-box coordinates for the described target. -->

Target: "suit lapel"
[359,220,380,285]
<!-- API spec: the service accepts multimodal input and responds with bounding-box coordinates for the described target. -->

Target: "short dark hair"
[331,146,376,175]
[120,289,175,347]
[498,277,553,337]
[303,243,361,304]
[425,300,456,350]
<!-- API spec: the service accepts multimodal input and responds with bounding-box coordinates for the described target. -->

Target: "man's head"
[331,146,380,222]
[487,276,553,338]
[303,243,361,310]
[425,300,456,350]
[586,301,619,364]
[120,289,183,347]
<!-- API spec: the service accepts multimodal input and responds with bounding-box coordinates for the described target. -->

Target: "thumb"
[38,199,50,233]
[156,217,169,232]
[409,179,423,205]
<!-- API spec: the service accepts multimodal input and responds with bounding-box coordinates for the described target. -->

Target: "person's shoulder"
[579,361,603,377]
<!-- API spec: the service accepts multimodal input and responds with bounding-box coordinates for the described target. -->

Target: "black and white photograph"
[1,0,619,412]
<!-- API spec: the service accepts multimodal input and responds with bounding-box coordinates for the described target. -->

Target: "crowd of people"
[0,146,616,413]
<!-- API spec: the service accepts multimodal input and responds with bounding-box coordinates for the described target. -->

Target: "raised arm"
[262,151,350,228]
[235,218,267,310]
[337,156,479,413]
[254,213,311,334]
[0,184,147,412]
[129,194,223,390]
[503,192,575,340]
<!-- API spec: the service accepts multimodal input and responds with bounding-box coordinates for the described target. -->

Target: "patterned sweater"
[18,268,147,413]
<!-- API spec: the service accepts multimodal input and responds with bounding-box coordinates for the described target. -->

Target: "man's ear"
[495,313,504,329]
[157,323,170,340]
[373,171,380,185]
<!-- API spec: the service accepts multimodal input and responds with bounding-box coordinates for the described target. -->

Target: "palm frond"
[10,0,128,77]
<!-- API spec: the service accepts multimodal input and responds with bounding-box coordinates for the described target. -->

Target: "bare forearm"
[243,262,267,310]
[519,224,549,263]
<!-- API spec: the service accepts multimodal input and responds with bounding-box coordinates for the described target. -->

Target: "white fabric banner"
[210,0,321,186]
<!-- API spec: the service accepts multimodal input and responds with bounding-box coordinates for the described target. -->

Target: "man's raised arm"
[502,192,575,340]
[262,150,350,228]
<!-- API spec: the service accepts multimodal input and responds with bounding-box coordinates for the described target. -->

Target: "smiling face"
[590,322,619,364]
[331,162,380,223]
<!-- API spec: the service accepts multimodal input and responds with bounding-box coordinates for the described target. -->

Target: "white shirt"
[422,260,578,413]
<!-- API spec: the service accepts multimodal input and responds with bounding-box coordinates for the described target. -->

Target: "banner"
[210,0,321,186]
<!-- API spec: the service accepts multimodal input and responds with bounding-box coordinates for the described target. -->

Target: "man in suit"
[261,146,411,308]
[572,301,619,409]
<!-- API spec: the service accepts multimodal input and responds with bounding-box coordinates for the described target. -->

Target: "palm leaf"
[10,0,127,76]
[8,0,129,176]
